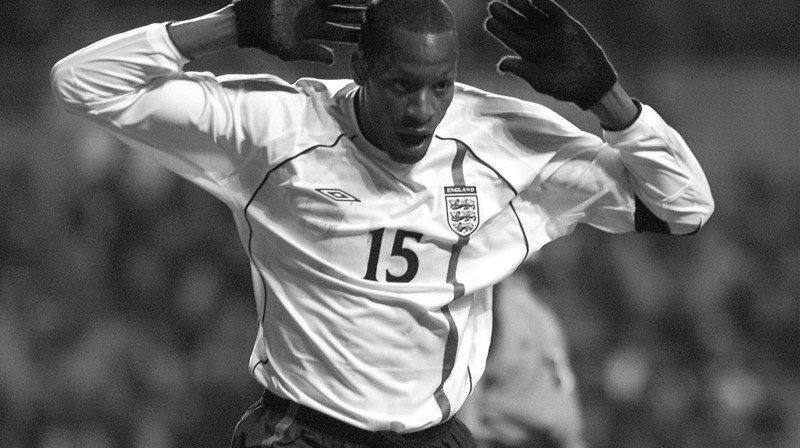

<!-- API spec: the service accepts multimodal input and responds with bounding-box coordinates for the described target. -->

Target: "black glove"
[485,0,617,109]
[232,0,367,64]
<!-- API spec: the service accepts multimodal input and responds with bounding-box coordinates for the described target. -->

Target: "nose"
[405,88,435,125]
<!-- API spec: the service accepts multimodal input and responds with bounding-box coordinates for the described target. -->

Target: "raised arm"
[484,0,637,129]
[168,0,366,62]
[484,0,713,235]
[51,0,368,115]
[165,6,238,60]
[50,0,368,201]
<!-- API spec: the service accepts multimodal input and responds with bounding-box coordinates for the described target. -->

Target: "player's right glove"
[231,0,368,64]
[485,0,618,110]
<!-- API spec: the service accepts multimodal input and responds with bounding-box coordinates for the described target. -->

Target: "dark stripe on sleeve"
[634,194,671,234]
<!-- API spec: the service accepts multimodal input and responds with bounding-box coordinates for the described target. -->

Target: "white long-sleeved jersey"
[51,23,713,433]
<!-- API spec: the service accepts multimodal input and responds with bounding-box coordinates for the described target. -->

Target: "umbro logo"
[315,188,360,202]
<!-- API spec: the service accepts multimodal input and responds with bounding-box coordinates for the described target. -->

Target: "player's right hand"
[232,0,368,64]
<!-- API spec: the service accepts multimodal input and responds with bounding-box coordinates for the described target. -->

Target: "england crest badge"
[444,186,480,237]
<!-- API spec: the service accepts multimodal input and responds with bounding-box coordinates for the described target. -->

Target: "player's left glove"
[484,0,617,109]
[232,0,367,64]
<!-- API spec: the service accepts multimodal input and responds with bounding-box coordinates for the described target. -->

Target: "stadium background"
[2,0,799,446]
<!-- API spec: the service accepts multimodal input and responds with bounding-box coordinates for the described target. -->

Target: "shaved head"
[359,0,457,63]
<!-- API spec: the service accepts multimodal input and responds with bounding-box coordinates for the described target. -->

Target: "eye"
[432,81,453,93]
[392,80,414,93]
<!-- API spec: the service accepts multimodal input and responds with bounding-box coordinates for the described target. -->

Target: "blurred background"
[1,0,799,447]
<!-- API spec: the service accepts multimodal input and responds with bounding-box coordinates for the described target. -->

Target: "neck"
[354,88,380,149]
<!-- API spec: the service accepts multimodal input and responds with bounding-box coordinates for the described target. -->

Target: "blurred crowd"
[2,1,799,447]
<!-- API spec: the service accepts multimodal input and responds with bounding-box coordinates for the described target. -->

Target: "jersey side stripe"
[437,136,529,268]
[433,306,458,422]
[433,139,470,422]
[508,201,530,270]
[435,136,518,195]
[446,140,470,297]
[450,139,467,185]
[446,237,468,299]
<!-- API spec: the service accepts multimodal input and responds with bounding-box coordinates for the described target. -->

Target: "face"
[353,27,458,164]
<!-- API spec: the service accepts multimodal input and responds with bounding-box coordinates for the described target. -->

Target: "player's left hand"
[484,0,617,109]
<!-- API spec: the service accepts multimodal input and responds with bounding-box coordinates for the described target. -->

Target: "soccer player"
[50,0,714,446]
[459,270,586,448]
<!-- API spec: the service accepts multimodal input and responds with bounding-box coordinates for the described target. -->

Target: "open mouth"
[398,133,429,147]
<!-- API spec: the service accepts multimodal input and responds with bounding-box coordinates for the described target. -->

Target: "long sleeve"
[604,104,714,235]
[50,23,309,205]
[50,23,235,199]
[508,101,713,243]
[51,24,190,116]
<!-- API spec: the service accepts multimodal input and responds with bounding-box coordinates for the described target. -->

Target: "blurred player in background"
[460,268,586,448]
[51,0,713,446]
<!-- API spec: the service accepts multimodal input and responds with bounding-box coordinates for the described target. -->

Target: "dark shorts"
[230,389,477,448]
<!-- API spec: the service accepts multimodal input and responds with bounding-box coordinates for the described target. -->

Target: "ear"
[351,49,368,86]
